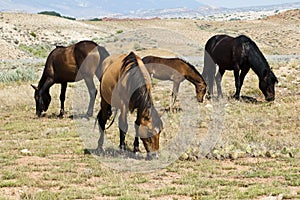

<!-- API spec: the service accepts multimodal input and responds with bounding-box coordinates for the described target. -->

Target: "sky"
[198,0,300,8]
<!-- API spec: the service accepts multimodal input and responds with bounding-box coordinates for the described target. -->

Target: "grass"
[0,67,38,83]
[0,14,299,198]
[18,44,52,58]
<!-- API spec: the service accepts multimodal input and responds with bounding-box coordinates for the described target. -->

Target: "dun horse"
[97,52,163,159]
[202,34,278,101]
[31,40,109,117]
[142,56,207,104]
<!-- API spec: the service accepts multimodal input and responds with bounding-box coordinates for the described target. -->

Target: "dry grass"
[0,9,299,200]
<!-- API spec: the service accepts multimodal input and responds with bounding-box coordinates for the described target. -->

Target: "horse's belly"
[55,65,78,82]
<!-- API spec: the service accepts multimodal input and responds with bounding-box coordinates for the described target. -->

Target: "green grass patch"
[19,44,52,58]
[0,67,38,83]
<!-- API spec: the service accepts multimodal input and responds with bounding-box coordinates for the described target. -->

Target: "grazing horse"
[142,56,207,104]
[97,52,163,159]
[202,34,278,101]
[31,40,109,117]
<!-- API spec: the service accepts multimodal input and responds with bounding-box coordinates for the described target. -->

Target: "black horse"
[202,34,278,101]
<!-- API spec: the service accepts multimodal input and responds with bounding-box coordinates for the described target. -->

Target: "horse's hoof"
[86,112,93,118]
[119,145,126,152]
[232,95,240,100]
[133,146,141,153]
[146,152,159,160]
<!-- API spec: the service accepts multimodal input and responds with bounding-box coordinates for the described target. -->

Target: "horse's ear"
[31,84,38,91]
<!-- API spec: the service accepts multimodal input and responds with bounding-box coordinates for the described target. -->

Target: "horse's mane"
[237,35,272,77]
[121,52,152,114]
[121,51,139,74]
[238,35,269,67]
[177,58,202,76]
[55,45,65,48]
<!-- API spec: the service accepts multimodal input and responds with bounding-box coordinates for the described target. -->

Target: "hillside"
[0,9,299,200]
[0,9,299,61]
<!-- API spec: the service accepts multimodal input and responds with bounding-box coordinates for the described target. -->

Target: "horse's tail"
[202,37,217,95]
[95,46,110,81]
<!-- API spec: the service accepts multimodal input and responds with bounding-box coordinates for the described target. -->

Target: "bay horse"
[202,34,278,101]
[97,52,163,159]
[31,40,110,117]
[142,56,207,104]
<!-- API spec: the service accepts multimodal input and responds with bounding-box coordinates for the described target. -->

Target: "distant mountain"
[0,0,207,18]
[0,0,299,19]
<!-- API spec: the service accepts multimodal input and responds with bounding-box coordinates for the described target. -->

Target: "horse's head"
[31,85,51,116]
[135,106,163,160]
[196,82,207,103]
[259,69,278,101]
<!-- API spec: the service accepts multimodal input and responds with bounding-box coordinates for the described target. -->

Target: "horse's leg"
[238,67,250,97]
[216,69,225,98]
[59,82,67,117]
[84,77,97,117]
[233,68,241,99]
[171,81,180,107]
[133,137,140,153]
[96,100,111,152]
[118,106,128,151]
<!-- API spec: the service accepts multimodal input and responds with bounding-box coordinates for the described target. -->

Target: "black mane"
[121,52,152,115]
[238,35,271,78]
[121,51,139,73]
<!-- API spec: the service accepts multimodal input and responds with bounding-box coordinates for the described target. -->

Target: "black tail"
[203,37,217,96]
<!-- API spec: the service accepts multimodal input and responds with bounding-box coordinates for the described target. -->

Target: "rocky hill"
[0,9,299,60]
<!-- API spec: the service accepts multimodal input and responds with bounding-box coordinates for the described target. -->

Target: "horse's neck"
[248,48,270,79]
[184,64,204,86]
[38,71,48,89]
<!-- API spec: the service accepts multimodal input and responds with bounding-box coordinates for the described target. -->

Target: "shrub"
[0,67,38,83]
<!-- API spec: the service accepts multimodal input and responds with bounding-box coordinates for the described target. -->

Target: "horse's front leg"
[238,67,250,97]
[59,82,67,117]
[133,135,140,153]
[118,107,128,151]
[84,77,97,117]
[233,68,241,100]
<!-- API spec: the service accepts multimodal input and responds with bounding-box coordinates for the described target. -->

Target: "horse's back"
[142,56,186,81]
[100,52,150,106]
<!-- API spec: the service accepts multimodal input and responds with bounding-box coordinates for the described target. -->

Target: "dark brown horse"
[142,56,207,104]
[31,40,109,117]
[202,34,278,101]
[97,52,163,159]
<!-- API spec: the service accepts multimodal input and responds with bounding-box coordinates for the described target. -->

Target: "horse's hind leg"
[59,82,67,117]
[118,107,128,151]
[84,77,97,117]
[96,100,111,152]
[171,81,180,108]
[216,69,224,98]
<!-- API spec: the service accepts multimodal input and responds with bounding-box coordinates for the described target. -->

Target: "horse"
[31,40,110,117]
[202,34,278,101]
[96,52,163,159]
[142,56,207,104]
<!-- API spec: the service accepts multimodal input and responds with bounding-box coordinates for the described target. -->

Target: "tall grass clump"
[0,67,38,83]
